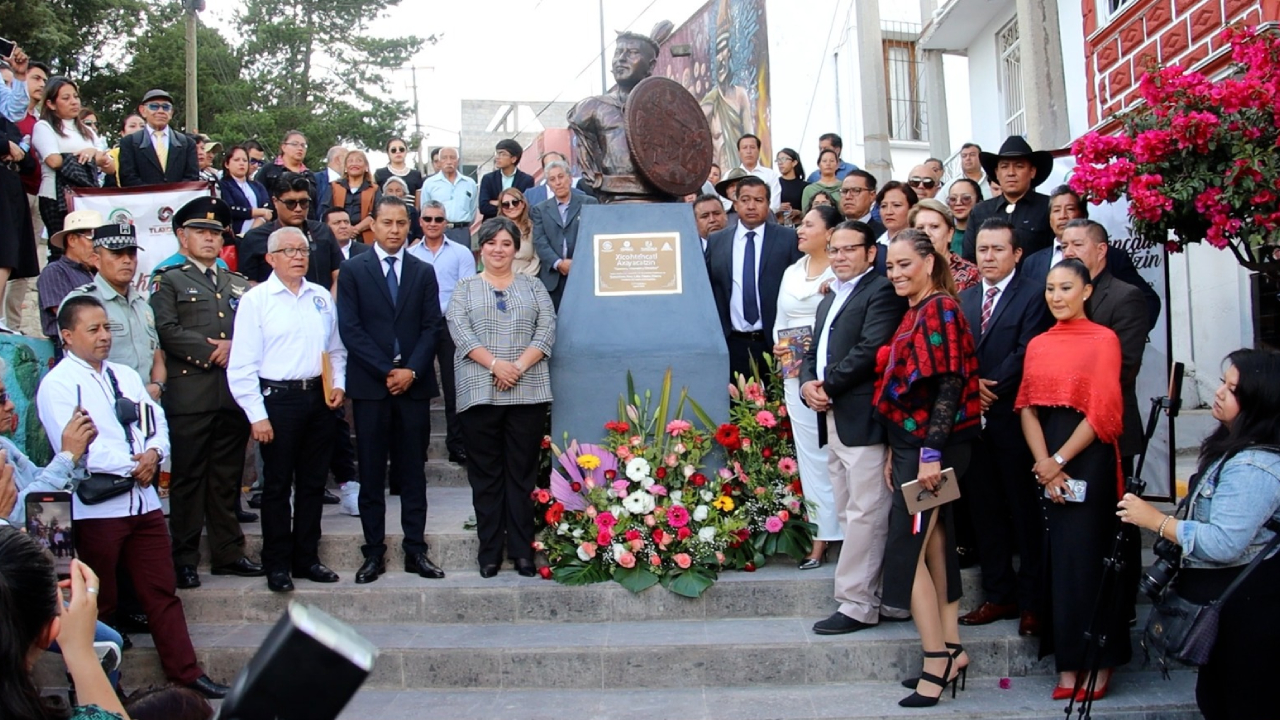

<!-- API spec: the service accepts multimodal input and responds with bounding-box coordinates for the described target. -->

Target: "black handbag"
[1144,522,1280,671]
[76,473,136,505]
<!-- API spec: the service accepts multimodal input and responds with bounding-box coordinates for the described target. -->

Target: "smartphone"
[25,491,75,579]
[76,385,82,411]
[0,38,14,58]
[1045,479,1088,503]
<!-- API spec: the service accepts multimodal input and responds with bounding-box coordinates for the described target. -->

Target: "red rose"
[625,529,642,542]
[762,448,773,459]
[571,481,582,492]
[540,436,551,449]
[652,528,665,544]
[544,502,564,524]
[604,469,617,481]
[744,562,757,572]
[676,527,692,540]
[655,467,667,480]
[691,473,707,486]
[538,566,553,579]
[735,528,750,541]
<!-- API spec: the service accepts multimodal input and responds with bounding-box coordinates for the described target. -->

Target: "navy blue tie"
[743,230,759,325]
[385,257,400,357]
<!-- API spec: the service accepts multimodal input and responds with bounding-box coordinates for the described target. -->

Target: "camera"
[1139,537,1182,600]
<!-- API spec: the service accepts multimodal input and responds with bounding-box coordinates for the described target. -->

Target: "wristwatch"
[1053,453,1067,466]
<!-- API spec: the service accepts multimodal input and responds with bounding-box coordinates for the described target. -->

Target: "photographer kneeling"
[1118,348,1280,720]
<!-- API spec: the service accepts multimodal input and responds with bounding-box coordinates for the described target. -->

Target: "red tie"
[980,286,998,334]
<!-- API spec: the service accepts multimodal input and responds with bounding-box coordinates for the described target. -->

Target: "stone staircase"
[39,407,1201,719]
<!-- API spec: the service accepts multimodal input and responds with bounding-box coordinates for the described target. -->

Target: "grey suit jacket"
[531,193,599,292]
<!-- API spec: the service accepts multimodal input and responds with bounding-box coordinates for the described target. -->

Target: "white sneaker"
[340,482,360,516]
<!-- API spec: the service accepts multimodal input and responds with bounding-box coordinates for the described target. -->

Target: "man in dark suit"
[693,193,728,259]
[478,139,535,220]
[956,217,1053,635]
[706,176,803,380]
[1020,186,1162,332]
[118,89,200,187]
[963,136,1055,262]
[336,196,445,584]
[532,160,598,309]
[801,220,907,635]
[325,207,371,262]
[150,197,265,589]
[839,171,885,239]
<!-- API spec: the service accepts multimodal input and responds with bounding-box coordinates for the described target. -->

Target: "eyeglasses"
[827,244,869,257]
[908,177,938,189]
[249,158,265,166]
[272,247,311,258]
[145,102,173,112]
[83,120,98,127]
[494,290,508,313]
[839,187,870,196]
[500,200,523,209]
[278,198,311,210]
[389,147,406,153]
[422,216,447,224]
[0,390,9,405]
[284,141,308,149]
[947,194,976,206]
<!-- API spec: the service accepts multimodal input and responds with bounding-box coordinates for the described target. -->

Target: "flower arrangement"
[535,370,741,597]
[1070,26,1280,271]
[716,366,814,570]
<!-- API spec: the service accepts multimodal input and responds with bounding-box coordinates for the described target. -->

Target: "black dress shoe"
[513,558,537,577]
[479,563,500,578]
[116,613,151,634]
[813,611,875,635]
[175,565,201,589]
[293,563,340,583]
[247,492,263,509]
[212,557,266,577]
[405,553,445,579]
[355,556,387,584]
[187,674,229,699]
[322,489,340,505]
[236,509,259,523]
[267,571,294,592]
[448,450,468,464]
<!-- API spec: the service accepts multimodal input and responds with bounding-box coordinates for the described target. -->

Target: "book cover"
[776,326,813,379]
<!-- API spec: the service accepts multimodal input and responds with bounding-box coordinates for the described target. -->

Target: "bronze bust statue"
[568,27,712,204]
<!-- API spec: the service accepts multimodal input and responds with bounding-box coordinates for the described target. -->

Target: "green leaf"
[552,561,610,586]
[613,566,661,594]
[654,367,673,454]
[687,396,717,431]
[662,567,717,598]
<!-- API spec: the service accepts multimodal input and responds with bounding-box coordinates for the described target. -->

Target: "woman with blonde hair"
[495,187,539,277]
[909,199,978,292]
[327,149,379,244]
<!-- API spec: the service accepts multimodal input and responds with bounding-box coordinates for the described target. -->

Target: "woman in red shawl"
[1016,258,1130,702]
[874,230,982,708]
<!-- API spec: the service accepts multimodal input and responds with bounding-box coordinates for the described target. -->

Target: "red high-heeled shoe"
[1074,673,1111,702]
[1051,685,1075,701]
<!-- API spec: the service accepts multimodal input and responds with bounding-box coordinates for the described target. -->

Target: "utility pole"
[598,0,607,93]
[411,65,423,174]
[183,0,204,131]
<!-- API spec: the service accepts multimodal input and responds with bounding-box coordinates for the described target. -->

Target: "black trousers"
[431,325,463,457]
[329,404,357,484]
[352,394,430,558]
[727,332,770,382]
[460,402,547,566]
[168,407,251,568]
[968,428,1043,609]
[259,386,333,574]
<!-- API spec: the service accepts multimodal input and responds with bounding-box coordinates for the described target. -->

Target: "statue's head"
[612,33,658,89]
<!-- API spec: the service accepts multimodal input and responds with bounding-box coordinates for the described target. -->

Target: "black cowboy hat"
[980,136,1054,188]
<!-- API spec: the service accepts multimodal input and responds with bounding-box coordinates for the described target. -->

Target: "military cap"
[92,222,142,251]
[172,196,232,233]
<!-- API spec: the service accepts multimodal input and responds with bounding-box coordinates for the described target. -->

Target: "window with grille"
[883,32,928,142]
[998,19,1026,138]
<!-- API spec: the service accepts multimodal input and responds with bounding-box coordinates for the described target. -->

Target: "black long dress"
[1036,406,1132,672]
[0,117,40,280]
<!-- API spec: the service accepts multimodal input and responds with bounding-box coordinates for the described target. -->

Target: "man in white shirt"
[693,193,728,258]
[420,147,477,246]
[227,226,348,593]
[799,220,907,635]
[735,134,781,213]
[325,207,368,261]
[36,295,229,698]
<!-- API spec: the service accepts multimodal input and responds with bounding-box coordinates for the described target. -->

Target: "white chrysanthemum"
[625,457,651,482]
[621,489,656,515]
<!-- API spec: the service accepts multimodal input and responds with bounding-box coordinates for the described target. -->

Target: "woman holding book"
[773,204,840,568]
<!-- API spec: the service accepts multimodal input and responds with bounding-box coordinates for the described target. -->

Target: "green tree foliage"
[0,0,149,78]
[220,0,421,165]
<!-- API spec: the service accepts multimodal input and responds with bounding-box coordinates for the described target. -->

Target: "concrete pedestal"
[549,204,730,446]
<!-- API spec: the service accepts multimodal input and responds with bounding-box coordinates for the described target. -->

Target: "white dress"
[774,255,840,541]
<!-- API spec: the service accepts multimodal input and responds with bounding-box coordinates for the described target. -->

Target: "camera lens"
[1139,558,1178,601]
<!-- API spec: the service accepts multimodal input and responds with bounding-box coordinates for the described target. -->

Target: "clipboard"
[901,467,960,515]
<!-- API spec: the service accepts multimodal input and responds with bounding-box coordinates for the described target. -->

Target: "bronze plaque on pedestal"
[593,232,683,296]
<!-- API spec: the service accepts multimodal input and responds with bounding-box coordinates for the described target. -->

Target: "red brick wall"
[1082,0,1280,129]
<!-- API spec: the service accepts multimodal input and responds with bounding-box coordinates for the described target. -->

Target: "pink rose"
[585,505,598,518]
[718,467,734,480]
[579,542,597,559]
[649,485,668,497]
[741,437,752,449]
[664,453,679,467]
[611,480,630,496]
[674,553,692,569]
[677,527,692,540]
[615,446,632,461]
[755,410,777,428]
[754,486,767,496]
[630,435,644,447]
[649,554,661,567]
[716,551,726,564]
[777,405,788,417]
[532,541,545,551]
[765,516,784,533]
[778,510,790,522]
[630,539,644,551]
[597,529,613,545]
[643,514,656,527]
[618,552,636,568]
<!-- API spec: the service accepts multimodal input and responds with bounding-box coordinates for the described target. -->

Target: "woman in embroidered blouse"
[909,199,978,292]
[0,526,131,720]
[1117,348,1280,719]
[447,217,555,579]
[1016,259,1130,702]
[874,229,982,708]
[773,204,839,568]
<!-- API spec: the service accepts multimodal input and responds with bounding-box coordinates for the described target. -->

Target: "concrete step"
[329,675,1198,719]
[65,612,1183,692]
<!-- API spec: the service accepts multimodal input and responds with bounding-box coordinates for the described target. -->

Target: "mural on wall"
[654,0,771,176]
[0,334,57,467]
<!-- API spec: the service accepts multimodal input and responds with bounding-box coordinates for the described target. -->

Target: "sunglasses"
[947,194,976,206]
[250,158,265,166]
[389,147,406,153]
[278,198,311,210]
[500,200,523,209]
[908,177,938,189]
[422,216,447,224]
[83,120,98,127]
[0,389,8,405]
[145,102,173,112]
[494,290,508,313]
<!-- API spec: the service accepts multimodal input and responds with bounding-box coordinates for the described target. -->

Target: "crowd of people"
[0,38,1277,720]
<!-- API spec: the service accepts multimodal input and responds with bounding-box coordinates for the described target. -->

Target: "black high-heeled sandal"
[901,641,967,691]
[898,649,956,708]
[797,542,829,570]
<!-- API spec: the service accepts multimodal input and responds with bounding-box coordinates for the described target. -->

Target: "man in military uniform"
[149,197,265,589]
[61,224,167,400]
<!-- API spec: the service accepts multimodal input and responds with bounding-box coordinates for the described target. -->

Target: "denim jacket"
[1177,447,1280,569]
[1,436,89,527]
